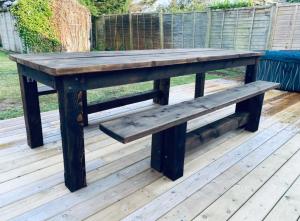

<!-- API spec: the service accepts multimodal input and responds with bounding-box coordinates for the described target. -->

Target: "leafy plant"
[210,0,253,10]
[10,0,61,52]
[95,0,131,14]
[78,0,99,16]
[287,0,300,2]
[159,0,205,13]
[79,0,131,15]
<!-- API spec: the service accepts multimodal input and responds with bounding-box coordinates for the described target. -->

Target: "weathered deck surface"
[0,79,300,221]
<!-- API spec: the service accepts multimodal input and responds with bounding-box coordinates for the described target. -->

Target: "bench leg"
[163,122,187,180]
[151,123,187,180]
[153,78,170,105]
[18,74,43,148]
[57,87,87,192]
[236,93,265,132]
[151,132,165,172]
[195,73,205,98]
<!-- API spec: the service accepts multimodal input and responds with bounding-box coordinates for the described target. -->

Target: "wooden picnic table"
[10,48,263,192]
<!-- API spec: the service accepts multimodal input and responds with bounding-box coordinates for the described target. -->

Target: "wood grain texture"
[10,49,262,76]
[100,81,279,143]
[18,66,43,148]
[57,80,87,192]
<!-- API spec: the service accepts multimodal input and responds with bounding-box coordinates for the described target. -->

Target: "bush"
[78,0,99,16]
[210,0,253,10]
[160,0,205,13]
[10,0,61,52]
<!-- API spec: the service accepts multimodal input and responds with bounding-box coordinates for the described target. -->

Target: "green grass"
[0,50,242,120]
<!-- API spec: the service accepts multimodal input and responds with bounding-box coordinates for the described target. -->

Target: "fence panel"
[95,11,207,50]
[271,4,300,49]
[209,7,272,50]
[0,10,24,52]
[82,4,300,51]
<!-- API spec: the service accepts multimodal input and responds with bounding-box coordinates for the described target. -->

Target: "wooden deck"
[0,79,299,221]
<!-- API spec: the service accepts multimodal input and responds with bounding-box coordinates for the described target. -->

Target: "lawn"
[0,50,242,120]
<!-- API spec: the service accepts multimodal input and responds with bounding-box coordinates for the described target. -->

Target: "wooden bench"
[100,81,279,181]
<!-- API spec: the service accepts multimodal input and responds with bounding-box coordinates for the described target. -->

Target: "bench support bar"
[186,112,249,151]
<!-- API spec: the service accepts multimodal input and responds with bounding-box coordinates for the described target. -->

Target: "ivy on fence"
[10,0,61,52]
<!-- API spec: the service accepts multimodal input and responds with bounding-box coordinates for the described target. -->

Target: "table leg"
[195,73,206,98]
[236,61,262,131]
[57,88,87,192]
[244,62,258,84]
[152,78,170,171]
[162,122,187,180]
[82,91,88,126]
[153,78,170,105]
[18,74,43,148]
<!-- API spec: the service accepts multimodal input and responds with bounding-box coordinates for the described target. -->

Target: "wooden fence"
[93,4,300,51]
[0,10,24,52]
[270,4,300,49]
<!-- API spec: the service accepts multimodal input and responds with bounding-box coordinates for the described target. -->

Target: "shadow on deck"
[0,79,299,221]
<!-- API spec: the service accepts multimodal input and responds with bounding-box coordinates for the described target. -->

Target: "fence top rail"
[209,5,274,11]
[98,5,276,18]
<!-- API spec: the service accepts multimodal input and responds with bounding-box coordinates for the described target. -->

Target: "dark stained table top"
[10,48,263,76]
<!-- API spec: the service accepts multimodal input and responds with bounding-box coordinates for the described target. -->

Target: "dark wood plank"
[244,60,258,84]
[151,132,165,172]
[161,122,187,181]
[87,89,160,114]
[99,81,279,143]
[57,81,87,192]
[18,66,43,148]
[153,79,170,105]
[195,73,206,98]
[185,112,249,150]
[82,91,88,126]
[72,57,257,91]
[10,48,220,61]
[236,94,265,132]
[10,49,263,76]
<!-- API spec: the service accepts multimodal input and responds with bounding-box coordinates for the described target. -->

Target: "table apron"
[57,57,257,92]
[18,64,56,89]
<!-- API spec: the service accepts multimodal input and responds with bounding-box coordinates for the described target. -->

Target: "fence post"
[220,10,225,48]
[205,8,212,48]
[248,8,256,50]
[129,13,133,50]
[193,12,196,48]
[234,9,240,49]
[160,12,164,49]
[289,5,298,49]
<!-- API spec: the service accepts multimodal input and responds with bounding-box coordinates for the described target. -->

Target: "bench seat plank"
[100,81,279,143]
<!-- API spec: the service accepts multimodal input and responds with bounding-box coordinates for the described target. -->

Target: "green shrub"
[78,0,99,16]
[287,0,300,2]
[210,0,253,10]
[160,0,205,13]
[95,0,131,14]
[10,0,61,52]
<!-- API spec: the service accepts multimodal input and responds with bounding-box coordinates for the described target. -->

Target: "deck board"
[0,79,299,221]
